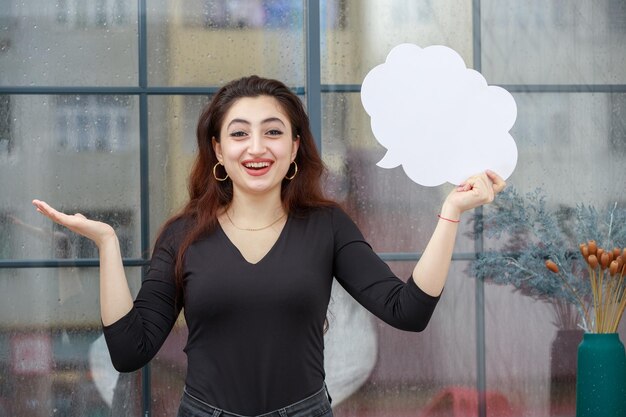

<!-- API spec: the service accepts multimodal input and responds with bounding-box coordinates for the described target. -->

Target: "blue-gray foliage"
[471,188,625,307]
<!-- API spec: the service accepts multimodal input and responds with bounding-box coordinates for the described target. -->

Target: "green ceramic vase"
[576,333,626,417]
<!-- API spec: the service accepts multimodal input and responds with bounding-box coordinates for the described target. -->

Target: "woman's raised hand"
[443,170,507,216]
[32,199,116,248]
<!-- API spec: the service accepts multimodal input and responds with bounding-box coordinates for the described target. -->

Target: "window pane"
[322,0,473,84]
[482,0,626,84]
[0,267,142,417]
[503,92,624,208]
[148,95,210,242]
[0,1,138,86]
[147,0,306,86]
[0,95,141,260]
[332,261,476,415]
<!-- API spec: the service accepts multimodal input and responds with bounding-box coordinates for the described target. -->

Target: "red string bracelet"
[438,214,460,223]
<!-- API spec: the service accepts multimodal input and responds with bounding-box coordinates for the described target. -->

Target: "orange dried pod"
[597,248,605,262]
[581,245,589,258]
[545,260,559,273]
[609,260,619,276]
[588,240,597,255]
[607,251,614,264]
[600,252,610,269]
[616,256,624,271]
[588,254,599,269]
[613,247,621,259]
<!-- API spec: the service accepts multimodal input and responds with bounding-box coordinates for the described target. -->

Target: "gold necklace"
[225,210,286,232]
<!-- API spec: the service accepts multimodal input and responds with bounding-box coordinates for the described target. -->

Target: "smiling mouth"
[243,161,271,169]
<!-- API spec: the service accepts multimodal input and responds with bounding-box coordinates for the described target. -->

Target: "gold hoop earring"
[285,161,298,180]
[213,162,229,182]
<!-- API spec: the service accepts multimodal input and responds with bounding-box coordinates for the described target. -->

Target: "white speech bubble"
[361,43,518,186]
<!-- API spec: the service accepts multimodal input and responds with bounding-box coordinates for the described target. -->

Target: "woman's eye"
[267,129,283,136]
[230,131,247,138]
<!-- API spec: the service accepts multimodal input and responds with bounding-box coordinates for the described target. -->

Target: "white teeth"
[245,162,270,168]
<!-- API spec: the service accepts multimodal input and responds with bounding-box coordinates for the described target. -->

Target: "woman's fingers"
[459,173,491,197]
[33,199,75,227]
[485,169,507,194]
[461,171,506,196]
[32,199,61,222]
[33,199,115,245]
[33,199,89,231]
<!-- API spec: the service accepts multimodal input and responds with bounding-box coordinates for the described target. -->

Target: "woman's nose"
[248,134,266,154]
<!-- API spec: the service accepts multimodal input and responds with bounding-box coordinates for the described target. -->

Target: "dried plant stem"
[589,266,626,333]
[608,272,626,332]
[616,296,626,332]
[605,273,621,332]
[599,267,606,331]
[588,266,601,332]
[506,257,539,279]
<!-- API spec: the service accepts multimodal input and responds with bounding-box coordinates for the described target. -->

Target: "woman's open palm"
[32,199,116,247]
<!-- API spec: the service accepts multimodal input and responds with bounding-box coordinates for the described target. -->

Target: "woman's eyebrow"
[260,117,286,127]
[226,118,250,129]
[226,117,286,129]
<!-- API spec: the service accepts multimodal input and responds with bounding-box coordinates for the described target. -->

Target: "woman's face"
[213,95,299,198]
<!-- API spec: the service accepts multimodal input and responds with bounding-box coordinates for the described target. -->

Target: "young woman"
[33,75,506,417]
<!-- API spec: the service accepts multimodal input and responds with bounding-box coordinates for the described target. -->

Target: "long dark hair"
[159,75,335,293]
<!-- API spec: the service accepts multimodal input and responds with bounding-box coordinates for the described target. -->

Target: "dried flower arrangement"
[472,187,626,332]
[545,243,625,333]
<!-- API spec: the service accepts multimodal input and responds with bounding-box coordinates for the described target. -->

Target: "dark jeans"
[178,386,333,417]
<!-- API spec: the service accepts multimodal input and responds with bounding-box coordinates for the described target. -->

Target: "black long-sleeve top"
[103,206,440,415]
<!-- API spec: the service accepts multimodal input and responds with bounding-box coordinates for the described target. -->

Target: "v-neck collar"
[217,215,291,265]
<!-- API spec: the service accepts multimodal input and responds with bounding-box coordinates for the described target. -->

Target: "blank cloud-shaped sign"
[361,43,518,186]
